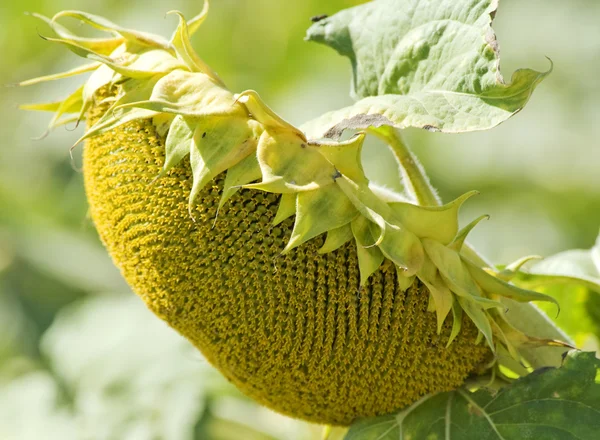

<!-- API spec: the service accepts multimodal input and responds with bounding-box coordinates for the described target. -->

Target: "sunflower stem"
[370,125,441,207]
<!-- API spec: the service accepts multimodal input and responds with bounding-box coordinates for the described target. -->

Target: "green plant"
[17,0,600,438]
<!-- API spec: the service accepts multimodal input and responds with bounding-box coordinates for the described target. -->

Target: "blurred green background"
[0,0,598,439]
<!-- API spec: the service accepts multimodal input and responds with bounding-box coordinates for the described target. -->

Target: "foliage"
[1,0,599,438]
[345,351,600,440]
[303,0,549,136]
[513,235,600,346]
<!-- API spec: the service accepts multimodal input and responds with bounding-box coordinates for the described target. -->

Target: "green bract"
[20,0,564,369]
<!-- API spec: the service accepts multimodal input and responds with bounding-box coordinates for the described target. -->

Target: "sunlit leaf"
[511,235,600,346]
[302,0,549,137]
[345,351,600,440]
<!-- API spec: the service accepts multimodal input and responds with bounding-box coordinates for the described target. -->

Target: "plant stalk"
[370,125,441,207]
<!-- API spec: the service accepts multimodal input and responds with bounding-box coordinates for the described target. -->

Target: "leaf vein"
[487,398,600,418]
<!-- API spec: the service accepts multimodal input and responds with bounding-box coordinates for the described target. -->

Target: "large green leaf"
[512,234,600,346]
[517,236,600,293]
[345,351,600,440]
[302,0,549,138]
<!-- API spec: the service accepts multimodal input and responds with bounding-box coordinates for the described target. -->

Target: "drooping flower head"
[20,2,565,425]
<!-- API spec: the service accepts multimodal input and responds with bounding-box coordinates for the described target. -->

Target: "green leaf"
[511,234,600,346]
[302,0,549,137]
[519,238,600,293]
[533,284,599,348]
[345,351,600,440]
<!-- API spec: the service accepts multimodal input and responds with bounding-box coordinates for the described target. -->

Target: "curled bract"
[20,2,560,366]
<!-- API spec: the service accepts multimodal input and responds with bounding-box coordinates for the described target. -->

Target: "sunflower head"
[19,2,562,425]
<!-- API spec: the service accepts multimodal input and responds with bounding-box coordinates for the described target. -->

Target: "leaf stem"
[445,393,453,440]
[395,393,434,438]
[457,389,507,440]
[370,125,441,207]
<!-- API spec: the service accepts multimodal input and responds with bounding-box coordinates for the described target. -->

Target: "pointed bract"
[396,270,416,292]
[284,185,358,254]
[369,222,423,277]
[423,238,483,300]
[273,193,296,226]
[52,10,169,49]
[168,10,224,85]
[463,257,559,307]
[497,255,543,281]
[449,214,490,252]
[390,191,478,245]
[162,115,195,175]
[251,130,336,193]
[317,134,367,183]
[351,216,385,286]
[448,301,463,347]
[187,115,257,211]
[458,297,495,351]
[236,90,304,139]
[31,12,123,54]
[219,153,262,210]
[418,255,453,333]
[17,62,101,87]
[319,224,354,254]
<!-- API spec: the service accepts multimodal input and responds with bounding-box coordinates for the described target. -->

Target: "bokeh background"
[0,0,598,439]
